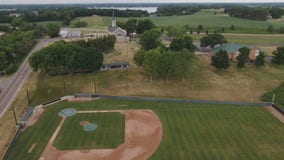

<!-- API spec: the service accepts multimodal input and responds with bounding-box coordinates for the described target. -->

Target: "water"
[92,7,157,13]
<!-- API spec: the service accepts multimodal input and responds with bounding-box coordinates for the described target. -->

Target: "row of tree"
[0,8,149,24]
[211,48,266,70]
[117,19,155,34]
[29,41,103,75]
[156,6,200,16]
[135,28,197,80]
[134,48,196,80]
[70,35,116,53]
[225,7,269,21]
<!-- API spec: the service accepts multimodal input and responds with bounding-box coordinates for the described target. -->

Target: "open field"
[24,41,284,106]
[6,99,284,160]
[104,12,284,33]
[191,34,284,46]
[70,16,107,29]
[54,112,125,150]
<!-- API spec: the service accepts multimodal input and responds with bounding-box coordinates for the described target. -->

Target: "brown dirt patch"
[265,106,284,123]
[23,107,44,130]
[80,121,89,126]
[39,110,163,160]
[66,97,94,102]
[28,144,36,153]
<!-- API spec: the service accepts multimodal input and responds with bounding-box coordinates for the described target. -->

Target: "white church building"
[108,12,128,40]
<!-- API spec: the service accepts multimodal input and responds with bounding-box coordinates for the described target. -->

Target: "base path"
[40,109,163,160]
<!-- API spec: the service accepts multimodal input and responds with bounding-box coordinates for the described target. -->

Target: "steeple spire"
[111,10,116,27]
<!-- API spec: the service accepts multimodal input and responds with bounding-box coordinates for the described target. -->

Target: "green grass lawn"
[54,112,125,150]
[70,16,107,29]
[33,21,63,27]
[6,99,284,160]
[104,12,284,33]
[191,34,284,45]
[262,82,284,110]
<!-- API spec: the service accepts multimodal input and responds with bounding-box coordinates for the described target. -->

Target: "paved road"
[0,38,59,118]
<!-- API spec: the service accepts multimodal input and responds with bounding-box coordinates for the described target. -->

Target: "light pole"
[12,106,17,126]
[94,78,97,94]
[26,89,32,107]
[62,77,67,95]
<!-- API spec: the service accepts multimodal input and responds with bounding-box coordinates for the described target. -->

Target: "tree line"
[156,6,200,16]
[29,41,104,75]
[117,19,156,34]
[0,8,149,24]
[225,7,269,21]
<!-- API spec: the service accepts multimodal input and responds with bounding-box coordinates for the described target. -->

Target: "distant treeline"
[225,7,284,20]
[0,8,149,23]
[156,6,200,16]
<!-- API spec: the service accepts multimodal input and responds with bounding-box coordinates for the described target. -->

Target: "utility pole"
[94,78,97,94]
[63,77,67,95]
[12,106,17,126]
[26,89,32,107]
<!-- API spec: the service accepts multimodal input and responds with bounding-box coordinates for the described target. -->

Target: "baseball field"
[5,98,284,160]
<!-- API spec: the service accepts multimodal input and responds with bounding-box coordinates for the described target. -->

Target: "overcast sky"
[1,0,284,5]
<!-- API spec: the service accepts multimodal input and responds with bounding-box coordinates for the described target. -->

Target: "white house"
[59,29,82,38]
[108,12,127,38]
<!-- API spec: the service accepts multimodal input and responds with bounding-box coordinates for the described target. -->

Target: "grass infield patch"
[54,112,125,150]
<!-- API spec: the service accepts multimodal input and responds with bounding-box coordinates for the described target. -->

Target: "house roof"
[102,62,130,67]
[211,44,249,54]
[108,26,120,33]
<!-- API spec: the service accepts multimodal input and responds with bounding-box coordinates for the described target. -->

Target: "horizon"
[1,1,284,5]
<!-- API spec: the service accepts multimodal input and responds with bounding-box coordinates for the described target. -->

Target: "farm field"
[6,99,284,160]
[103,12,284,33]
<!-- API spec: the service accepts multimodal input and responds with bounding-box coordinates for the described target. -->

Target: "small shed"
[101,62,130,70]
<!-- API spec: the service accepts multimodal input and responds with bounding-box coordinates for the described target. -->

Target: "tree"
[63,16,72,26]
[272,46,284,65]
[198,24,203,31]
[166,26,186,38]
[170,38,184,51]
[134,50,146,67]
[174,49,196,80]
[267,25,273,32]
[230,25,235,31]
[11,17,24,27]
[137,19,155,34]
[170,36,196,52]
[139,29,161,50]
[124,19,137,34]
[269,7,284,19]
[236,47,250,68]
[255,51,265,67]
[211,49,230,69]
[200,33,227,48]
[46,23,59,38]
[144,49,160,81]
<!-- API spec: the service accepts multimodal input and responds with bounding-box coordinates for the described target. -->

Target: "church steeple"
[112,11,116,27]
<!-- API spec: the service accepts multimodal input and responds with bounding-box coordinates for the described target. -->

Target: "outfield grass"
[6,99,284,160]
[104,12,284,33]
[54,112,125,150]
